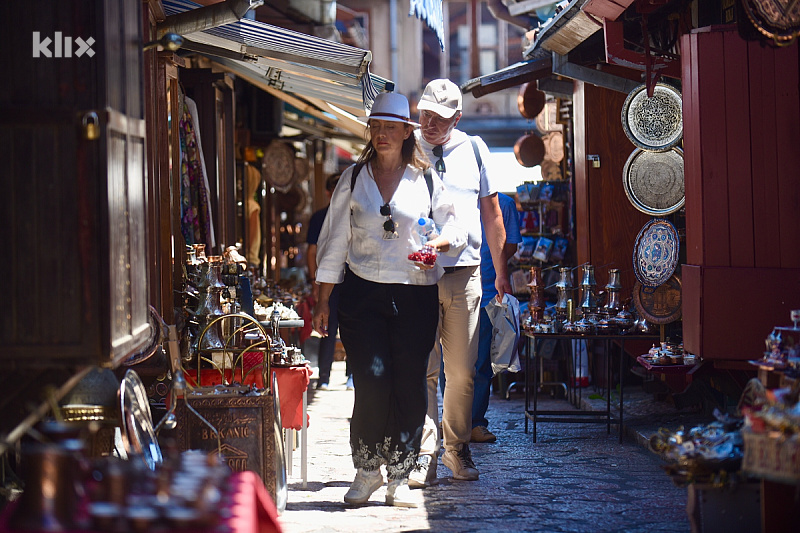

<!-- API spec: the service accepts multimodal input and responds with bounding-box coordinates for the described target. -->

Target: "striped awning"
[162,0,391,111]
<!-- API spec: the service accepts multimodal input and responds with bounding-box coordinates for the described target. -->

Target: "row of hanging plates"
[622,82,683,325]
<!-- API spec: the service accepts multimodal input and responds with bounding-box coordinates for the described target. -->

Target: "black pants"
[337,268,438,480]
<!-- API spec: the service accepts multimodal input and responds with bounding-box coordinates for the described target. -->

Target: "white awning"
[162,0,391,111]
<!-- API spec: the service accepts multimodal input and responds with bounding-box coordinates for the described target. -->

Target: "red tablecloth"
[0,471,282,533]
[185,360,311,430]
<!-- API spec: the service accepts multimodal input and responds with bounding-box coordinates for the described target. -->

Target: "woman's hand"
[312,299,330,336]
[409,244,438,270]
[312,281,335,336]
[413,260,435,270]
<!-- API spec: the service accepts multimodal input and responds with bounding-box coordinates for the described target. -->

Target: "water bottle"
[416,217,437,244]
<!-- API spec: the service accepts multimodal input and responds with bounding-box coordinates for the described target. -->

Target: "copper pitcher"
[527,266,545,321]
[8,442,82,531]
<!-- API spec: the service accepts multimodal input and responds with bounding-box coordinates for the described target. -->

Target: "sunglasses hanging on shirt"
[380,203,398,240]
[432,145,446,174]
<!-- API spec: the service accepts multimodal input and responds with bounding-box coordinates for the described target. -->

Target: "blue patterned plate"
[633,219,680,288]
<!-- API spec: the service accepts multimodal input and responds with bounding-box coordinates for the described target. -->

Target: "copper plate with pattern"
[633,276,682,325]
[623,147,685,216]
[622,83,683,152]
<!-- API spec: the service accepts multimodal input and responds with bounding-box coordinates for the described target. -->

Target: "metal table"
[523,332,659,443]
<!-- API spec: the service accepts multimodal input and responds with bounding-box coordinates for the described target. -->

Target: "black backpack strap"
[350,162,365,190]
[424,167,434,218]
[351,162,434,217]
[469,136,483,173]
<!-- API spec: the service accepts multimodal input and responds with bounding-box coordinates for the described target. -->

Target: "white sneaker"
[442,445,479,481]
[385,478,421,508]
[343,468,383,504]
[408,454,438,488]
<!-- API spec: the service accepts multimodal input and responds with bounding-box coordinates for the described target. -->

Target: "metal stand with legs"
[523,333,658,443]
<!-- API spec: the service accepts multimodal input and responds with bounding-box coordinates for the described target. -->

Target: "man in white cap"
[409,79,510,486]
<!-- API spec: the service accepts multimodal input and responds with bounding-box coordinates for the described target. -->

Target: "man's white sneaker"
[408,454,438,488]
[343,468,383,504]
[442,445,479,481]
[385,479,421,507]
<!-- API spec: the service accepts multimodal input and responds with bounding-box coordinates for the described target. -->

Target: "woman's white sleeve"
[315,168,353,284]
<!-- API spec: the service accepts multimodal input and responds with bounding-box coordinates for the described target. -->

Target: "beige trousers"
[419,265,481,458]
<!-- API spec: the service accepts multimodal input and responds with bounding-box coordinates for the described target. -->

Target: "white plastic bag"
[486,293,522,376]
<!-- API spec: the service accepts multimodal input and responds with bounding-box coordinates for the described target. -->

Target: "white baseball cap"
[417,79,463,119]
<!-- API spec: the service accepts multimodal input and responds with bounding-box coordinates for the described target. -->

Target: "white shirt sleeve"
[315,165,355,284]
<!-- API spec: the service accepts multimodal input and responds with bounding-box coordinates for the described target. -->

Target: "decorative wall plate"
[119,369,163,470]
[623,147,685,216]
[622,83,683,152]
[262,141,296,192]
[633,276,682,325]
[742,0,800,46]
[633,218,680,288]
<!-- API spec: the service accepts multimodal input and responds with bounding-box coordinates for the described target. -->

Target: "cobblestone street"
[277,361,694,532]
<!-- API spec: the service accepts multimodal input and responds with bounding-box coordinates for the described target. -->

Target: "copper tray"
[623,147,685,216]
[621,82,683,152]
[633,276,682,325]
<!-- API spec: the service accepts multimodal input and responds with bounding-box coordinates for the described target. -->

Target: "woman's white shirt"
[315,164,465,286]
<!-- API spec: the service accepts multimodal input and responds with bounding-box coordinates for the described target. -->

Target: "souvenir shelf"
[512,180,573,299]
[516,180,572,268]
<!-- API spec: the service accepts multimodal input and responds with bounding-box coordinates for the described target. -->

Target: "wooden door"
[0,0,150,366]
[572,82,653,298]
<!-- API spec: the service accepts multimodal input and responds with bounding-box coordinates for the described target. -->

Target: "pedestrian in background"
[410,79,510,487]
[306,173,353,391]
[312,92,465,507]
[471,192,522,443]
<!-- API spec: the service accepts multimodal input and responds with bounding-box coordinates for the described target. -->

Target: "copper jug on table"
[527,266,545,321]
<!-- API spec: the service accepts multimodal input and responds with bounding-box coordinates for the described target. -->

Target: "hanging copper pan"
[517,83,546,119]
[514,134,546,168]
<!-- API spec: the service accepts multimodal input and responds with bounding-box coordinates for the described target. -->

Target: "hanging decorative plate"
[119,369,163,471]
[742,0,800,46]
[623,147,685,216]
[262,141,296,192]
[632,276,682,325]
[621,83,683,152]
[633,218,680,288]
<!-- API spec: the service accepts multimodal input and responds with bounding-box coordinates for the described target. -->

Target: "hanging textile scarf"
[179,96,215,249]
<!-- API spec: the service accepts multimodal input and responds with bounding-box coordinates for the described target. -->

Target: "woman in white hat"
[312,92,465,507]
